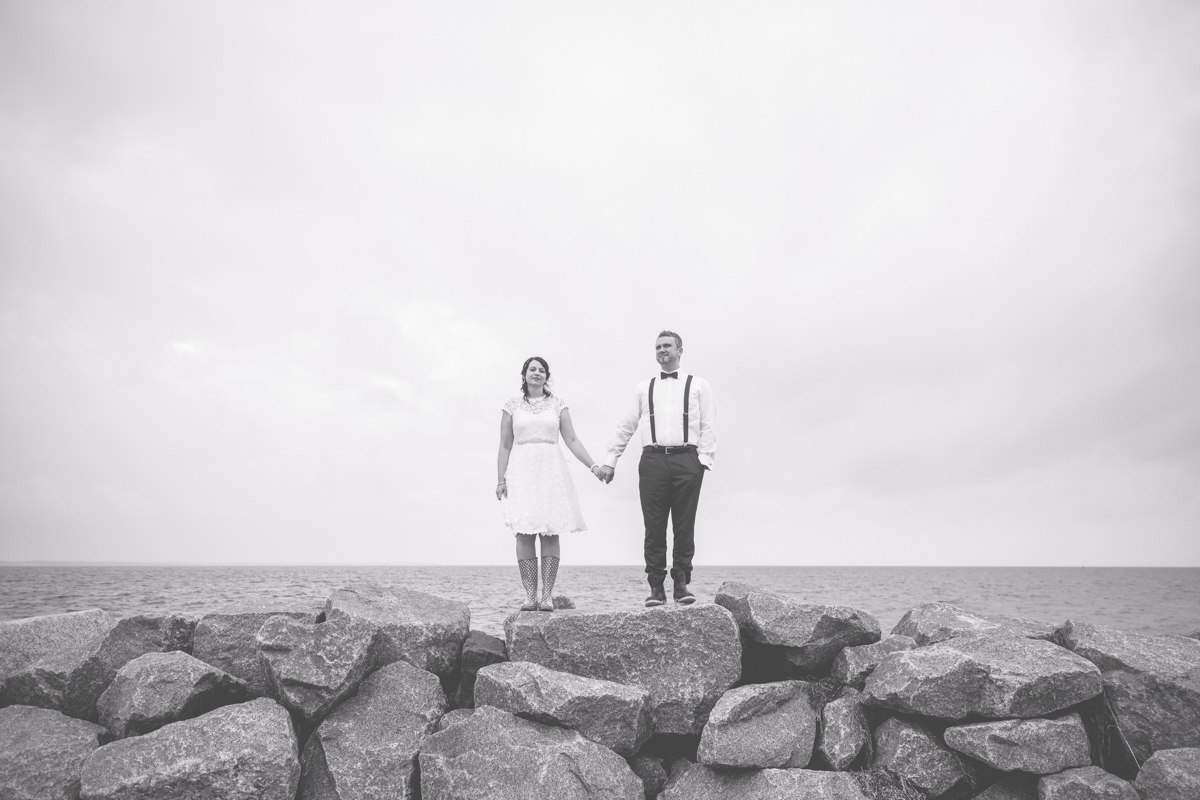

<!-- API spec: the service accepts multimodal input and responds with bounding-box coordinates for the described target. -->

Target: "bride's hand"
[496,480,507,500]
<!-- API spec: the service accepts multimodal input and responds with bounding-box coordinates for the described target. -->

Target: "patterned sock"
[539,555,559,605]
[518,558,538,606]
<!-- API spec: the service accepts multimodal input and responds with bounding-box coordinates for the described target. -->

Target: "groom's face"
[655,336,681,366]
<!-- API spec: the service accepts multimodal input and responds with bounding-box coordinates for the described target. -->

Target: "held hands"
[594,465,615,484]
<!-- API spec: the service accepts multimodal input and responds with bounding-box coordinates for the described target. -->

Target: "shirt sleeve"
[603,385,642,468]
[695,378,716,470]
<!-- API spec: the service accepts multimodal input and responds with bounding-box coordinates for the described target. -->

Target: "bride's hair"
[520,356,552,401]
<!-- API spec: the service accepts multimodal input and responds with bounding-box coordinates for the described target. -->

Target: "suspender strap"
[648,377,657,444]
[683,374,693,444]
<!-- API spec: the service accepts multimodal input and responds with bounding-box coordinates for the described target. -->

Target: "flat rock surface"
[944,712,1090,774]
[892,602,1057,646]
[96,650,251,738]
[973,778,1037,800]
[299,660,446,800]
[872,717,969,798]
[1135,748,1200,800]
[863,632,1102,719]
[80,698,300,800]
[0,610,115,679]
[474,660,650,756]
[831,635,917,688]
[659,761,868,800]
[0,705,105,800]
[1038,766,1138,800]
[257,614,378,722]
[455,629,506,709]
[92,615,196,673]
[505,603,741,735]
[192,603,318,698]
[697,680,816,769]
[818,687,869,771]
[1058,620,1200,761]
[418,705,642,800]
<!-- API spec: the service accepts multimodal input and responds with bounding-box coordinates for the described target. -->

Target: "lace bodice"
[503,394,567,445]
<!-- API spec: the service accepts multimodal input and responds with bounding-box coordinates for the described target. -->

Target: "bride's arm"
[496,411,514,499]
[560,409,602,478]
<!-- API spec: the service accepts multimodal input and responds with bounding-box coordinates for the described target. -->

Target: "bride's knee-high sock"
[518,557,539,609]
[539,555,559,607]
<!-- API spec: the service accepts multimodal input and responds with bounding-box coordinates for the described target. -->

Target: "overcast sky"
[2,2,1198,567]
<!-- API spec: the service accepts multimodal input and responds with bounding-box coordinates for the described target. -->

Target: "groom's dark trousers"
[639,445,705,581]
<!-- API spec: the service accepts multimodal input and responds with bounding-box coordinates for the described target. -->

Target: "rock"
[629,755,669,800]
[1038,766,1138,800]
[872,717,970,798]
[659,760,868,800]
[298,660,446,800]
[1135,748,1200,800]
[715,581,880,676]
[1057,620,1200,761]
[892,601,1057,646]
[325,585,469,689]
[96,651,251,738]
[0,610,115,680]
[1186,630,1199,641]
[79,698,300,800]
[505,603,741,735]
[553,595,576,609]
[974,778,1037,800]
[93,614,196,668]
[818,687,869,771]
[0,705,105,800]
[0,610,120,720]
[434,708,474,732]
[696,680,816,768]
[418,705,642,799]
[863,632,1102,719]
[831,635,917,688]
[455,629,506,709]
[256,614,378,722]
[943,712,1090,774]
[192,603,318,698]
[474,661,650,756]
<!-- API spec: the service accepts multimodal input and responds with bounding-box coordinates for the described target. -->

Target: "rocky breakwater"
[1,582,1197,800]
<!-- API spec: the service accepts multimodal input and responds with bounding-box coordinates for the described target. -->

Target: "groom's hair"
[658,330,682,349]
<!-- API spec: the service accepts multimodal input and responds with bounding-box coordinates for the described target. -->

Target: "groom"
[598,330,716,607]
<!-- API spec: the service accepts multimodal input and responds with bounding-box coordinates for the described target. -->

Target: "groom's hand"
[598,466,615,484]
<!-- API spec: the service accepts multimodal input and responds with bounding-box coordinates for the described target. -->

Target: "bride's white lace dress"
[501,394,586,535]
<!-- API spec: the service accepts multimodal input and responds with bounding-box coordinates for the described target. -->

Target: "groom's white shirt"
[603,372,716,470]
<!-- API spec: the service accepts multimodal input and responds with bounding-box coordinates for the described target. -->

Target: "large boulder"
[192,603,318,698]
[91,614,196,668]
[79,698,300,800]
[1038,766,1138,800]
[659,760,868,800]
[455,629,506,709]
[1057,620,1200,761]
[715,581,880,677]
[0,705,105,800]
[1134,748,1200,800]
[817,687,869,771]
[256,614,378,722]
[974,778,1037,800]
[863,632,1102,719]
[696,680,816,769]
[943,712,1090,773]
[96,651,251,738]
[872,717,970,798]
[892,602,1057,646]
[417,705,642,799]
[830,635,917,688]
[298,660,446,800]
[505,603,741,735]
[474,661,650,756]
[0,610,115,680]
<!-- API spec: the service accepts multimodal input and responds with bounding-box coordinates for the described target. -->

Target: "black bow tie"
[661,371,679,379]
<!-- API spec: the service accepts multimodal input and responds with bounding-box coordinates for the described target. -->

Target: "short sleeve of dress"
[553,395,568,413]
[502,397,521,415]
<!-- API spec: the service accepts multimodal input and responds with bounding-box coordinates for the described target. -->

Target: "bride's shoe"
[537,555,559,612]
[518,557,539,611]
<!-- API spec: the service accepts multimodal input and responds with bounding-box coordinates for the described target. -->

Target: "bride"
[496,356,603,611]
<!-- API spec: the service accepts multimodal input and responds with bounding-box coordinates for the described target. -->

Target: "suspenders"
[648,375,694,445]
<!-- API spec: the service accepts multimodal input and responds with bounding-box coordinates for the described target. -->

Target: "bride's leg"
[538,535,560,611]
[515,534,538,610]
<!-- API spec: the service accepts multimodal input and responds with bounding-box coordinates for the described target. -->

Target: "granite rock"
[454,629,506,709]
[831,635,917,688]
[0,610,115,680]
[696,680,816,769]
[96,650,251,738]
[944,712,1090,774]
[629,755,669,800]
[257,614,378,722]
[475,660,650,756]
[79,698,300,800]
[892,602,1057,646]
[505,603,741,735]
[1134,748,1200,800]
[418,705,642,800]
[298,660,446,800]
[92,614,196,668]
[974,778,1037,800]
[0,705,105,800]
[1038,766,1138,800]
[0,610,120,720]
[434,707,474,732]
[872,717,970,798]
[818,687,869,771]
[659,760,868,800]
[192,603,318,698]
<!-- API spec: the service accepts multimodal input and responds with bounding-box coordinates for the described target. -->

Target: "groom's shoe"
[672,573,695,604]
[645,576,667,607]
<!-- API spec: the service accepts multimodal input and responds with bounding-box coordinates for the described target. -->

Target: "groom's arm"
[696,378,716,470]
[602,386,643,470]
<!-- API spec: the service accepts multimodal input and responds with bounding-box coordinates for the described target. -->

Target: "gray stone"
[696,680,816,769]
[475,661,650,756]
[324,585,470,687]
[659,760,868,800]
[863,632,1102,719]
[818,687,869,771]
[434,708,474,732]
[893,601,1058,646]
[629,755,668,800]
[257,614,378,722]
[1057,620,1200,762]
[1135,748,1200,800]
[79,698,299,800]
[0,610,115,679]
[298,660,446,800]
[715,581,881,674]
[0,705,105,800]
[505,603,741,735]
[831,634,917,688]
[975,778,1038,800]
[872,717,970,798]
[553,595,576,609]
[1038,766,1138,800]
[93,614,196,669]
[96,651,251,738]
[418,705,642,800]
[455,629,506,709]
[192,603,318,698]
[944,712,1090,774]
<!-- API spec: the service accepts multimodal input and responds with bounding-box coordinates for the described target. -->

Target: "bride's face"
[524,360,547,388]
